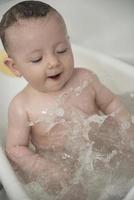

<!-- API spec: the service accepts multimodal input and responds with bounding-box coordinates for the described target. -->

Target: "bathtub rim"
[72,44,134,77]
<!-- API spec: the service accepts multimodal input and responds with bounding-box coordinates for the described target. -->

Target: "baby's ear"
[4,57,22,77]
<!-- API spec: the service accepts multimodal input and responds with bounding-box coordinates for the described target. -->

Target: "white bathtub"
[1,44,134,200]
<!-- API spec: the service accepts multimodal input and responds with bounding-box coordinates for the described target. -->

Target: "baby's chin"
[37,83,66,94]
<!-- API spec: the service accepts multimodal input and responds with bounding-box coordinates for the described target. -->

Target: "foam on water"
[13,85,134,200]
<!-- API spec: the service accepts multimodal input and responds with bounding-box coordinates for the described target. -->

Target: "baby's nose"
[47,55,60,69]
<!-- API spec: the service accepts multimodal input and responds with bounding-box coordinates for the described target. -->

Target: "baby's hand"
[88,116,120,151]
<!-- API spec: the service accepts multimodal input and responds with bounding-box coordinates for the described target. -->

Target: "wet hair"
[0,1,58,51]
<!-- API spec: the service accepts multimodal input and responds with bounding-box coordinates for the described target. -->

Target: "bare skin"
[4,11,130,193]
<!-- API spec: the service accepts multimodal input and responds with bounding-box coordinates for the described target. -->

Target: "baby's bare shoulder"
[75,67,98,82]
[9,88,28,114]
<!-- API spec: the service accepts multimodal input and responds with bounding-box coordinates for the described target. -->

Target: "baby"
[0,0,131,197]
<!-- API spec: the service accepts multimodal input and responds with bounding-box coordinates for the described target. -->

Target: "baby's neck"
[25,84,64,97]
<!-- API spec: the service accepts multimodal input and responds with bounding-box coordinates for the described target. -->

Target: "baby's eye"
[31,57,42,63]
[57,48,67,54]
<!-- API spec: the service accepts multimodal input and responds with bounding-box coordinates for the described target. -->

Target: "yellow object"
[0,50,15,77]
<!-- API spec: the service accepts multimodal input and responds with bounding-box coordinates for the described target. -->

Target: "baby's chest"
[28,81,97,135]
[29,97,95,137]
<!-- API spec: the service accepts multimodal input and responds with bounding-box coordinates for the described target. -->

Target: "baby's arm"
[6,96,48,179]
[91,73,130,123]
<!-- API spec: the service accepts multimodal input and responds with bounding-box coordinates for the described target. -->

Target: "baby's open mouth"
[48,73,62,80]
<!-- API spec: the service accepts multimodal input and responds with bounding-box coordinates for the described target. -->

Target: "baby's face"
[5,13,74,93]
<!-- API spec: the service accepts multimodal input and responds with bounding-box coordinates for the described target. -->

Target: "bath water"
[14,88,134,200]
